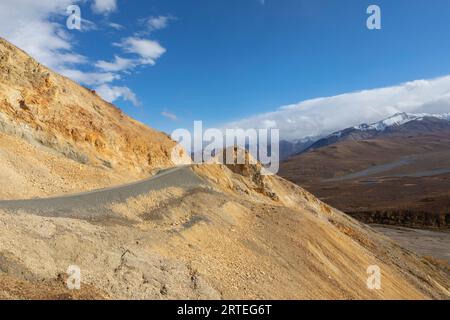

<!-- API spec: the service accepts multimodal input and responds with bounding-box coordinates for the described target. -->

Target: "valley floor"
[372,225,450,265]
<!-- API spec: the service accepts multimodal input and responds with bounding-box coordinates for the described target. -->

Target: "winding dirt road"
[0,165,201,221]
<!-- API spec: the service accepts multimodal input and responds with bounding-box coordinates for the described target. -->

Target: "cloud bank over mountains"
[226,75,450,141]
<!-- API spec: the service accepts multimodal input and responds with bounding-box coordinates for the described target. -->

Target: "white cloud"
[108,22,124,30]
[81,18,98,32]
[59,68,120,86]
[115,37,166,65]
[91,0,117,15]
[161,110,178,121]
[147,16,171,31]
[0,0,118,97]
[95,84,140,106]
[0,1,166,107]
[95,55,135,72]
[0,0,81,70]
[225,75,450,140]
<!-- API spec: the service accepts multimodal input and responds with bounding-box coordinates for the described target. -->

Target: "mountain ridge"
[297,112,450,155]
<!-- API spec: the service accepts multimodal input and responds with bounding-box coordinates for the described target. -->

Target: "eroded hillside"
[0,38,190,199]
[0,164,449,299]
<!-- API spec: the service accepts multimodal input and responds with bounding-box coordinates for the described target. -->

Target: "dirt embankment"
[0,164,449,300]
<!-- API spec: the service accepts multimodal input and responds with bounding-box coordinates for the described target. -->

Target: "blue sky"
[2,0,450,139]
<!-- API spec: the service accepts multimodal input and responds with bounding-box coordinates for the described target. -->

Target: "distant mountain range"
[279,112,450,159]
[279,112,450,228]
[278,138,317,160]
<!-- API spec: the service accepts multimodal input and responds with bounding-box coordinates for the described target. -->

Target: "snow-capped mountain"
[300,112,450,154]
[280,112,450,159]
[355,112,450,132]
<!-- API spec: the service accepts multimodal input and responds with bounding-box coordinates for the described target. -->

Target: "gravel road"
[0,165,203,221]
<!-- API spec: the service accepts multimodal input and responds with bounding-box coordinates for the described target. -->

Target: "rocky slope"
[0,38,190,199]
[0,164,449,299]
